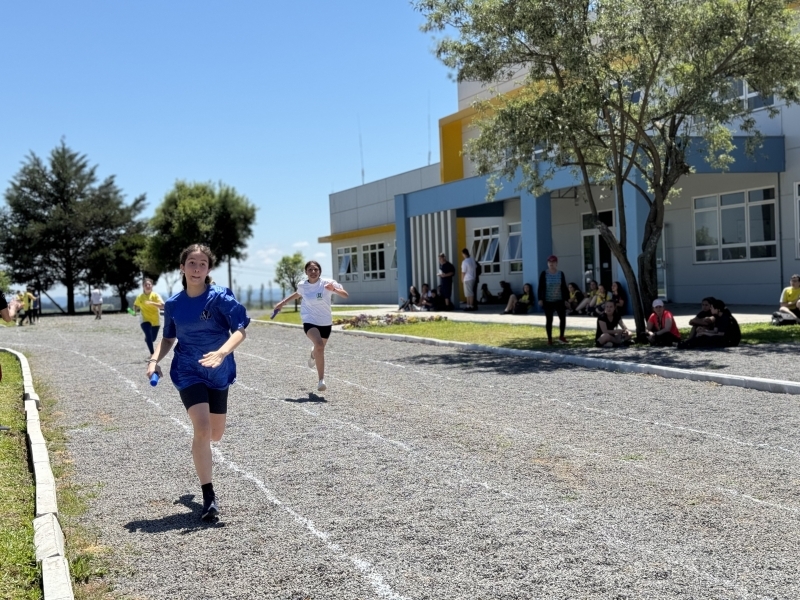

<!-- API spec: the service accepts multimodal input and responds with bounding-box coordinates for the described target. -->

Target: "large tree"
[274,252,305,311]
[142,181,257,286]
[85,225,148,311]
[416,0,800,333]
[0,142,147,313]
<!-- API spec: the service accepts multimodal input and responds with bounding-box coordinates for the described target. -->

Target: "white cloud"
[256,247,283,266]
[293,241,310,248]
[314,252,328,259]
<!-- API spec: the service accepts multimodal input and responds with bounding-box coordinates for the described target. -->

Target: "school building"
[319,76,800,309]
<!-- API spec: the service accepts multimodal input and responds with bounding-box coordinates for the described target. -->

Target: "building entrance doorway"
[581,210,614,292]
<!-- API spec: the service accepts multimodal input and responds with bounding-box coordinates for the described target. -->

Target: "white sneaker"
[307,352,316,368]
[317,380,327,392]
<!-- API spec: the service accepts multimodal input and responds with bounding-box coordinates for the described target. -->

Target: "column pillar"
[521,191,552,312]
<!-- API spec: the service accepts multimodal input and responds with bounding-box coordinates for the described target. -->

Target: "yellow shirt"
[134,292,164,326]
[781,286,800,305]
[22,292,35,310]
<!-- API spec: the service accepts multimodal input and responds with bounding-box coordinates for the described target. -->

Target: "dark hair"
[461,248,470,257]
[587,279,598,291]
[702,296,716,304]
[179,244,215,290]
[711,298,727,312]
[500,281,512,292]
[522,283,533,295]
[143,277,154,286]
[304,260,322,274]
[568,281,578,290]
[422,283,430,290]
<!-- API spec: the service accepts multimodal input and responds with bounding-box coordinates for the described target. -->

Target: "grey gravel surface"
[558,342,800,383]
[6,315,800,599]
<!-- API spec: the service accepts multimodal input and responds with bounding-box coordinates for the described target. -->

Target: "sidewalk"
[332,303,773,330]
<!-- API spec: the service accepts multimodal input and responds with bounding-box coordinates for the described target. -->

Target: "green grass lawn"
[264,311,795,349]
[0,352,41,600]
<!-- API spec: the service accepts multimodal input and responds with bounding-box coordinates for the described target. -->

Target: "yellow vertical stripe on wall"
[440,120,464,183]
[456,217,467,302]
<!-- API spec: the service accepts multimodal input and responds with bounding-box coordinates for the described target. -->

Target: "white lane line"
[237,347,800,513]
[552,398,800,457]
[69,352,413,600]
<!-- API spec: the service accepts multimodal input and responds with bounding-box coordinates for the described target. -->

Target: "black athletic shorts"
[178,383,229,414]
[303,323,332,339]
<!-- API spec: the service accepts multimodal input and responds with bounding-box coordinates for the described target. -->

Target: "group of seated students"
[399,283,452,312]
[479,281,535,315]
[595,295,740,349]
[572,280,626,316]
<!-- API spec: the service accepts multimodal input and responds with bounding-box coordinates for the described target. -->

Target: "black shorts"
[304,323,332,339]
[178,383,229,414]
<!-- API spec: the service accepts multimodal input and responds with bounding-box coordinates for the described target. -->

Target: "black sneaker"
[201,496,219,521]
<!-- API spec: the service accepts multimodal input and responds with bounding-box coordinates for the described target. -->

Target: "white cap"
[652,298,664,307]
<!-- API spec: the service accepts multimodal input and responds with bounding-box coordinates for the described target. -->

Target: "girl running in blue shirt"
[146,244,250,521]
[274,260,348,392]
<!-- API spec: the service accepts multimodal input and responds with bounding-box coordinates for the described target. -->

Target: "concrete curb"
[1,348,75,600]
[252,320,800,395]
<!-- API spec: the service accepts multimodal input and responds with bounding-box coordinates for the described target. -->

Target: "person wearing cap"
[646,299,681,346]
[538,254,570,345]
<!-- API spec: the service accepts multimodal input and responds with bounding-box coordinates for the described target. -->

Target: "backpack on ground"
[771,311,798,326]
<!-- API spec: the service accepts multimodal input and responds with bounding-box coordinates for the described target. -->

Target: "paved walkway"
[333,303,774,330]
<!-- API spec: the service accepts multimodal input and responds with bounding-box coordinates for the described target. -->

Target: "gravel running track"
[6,315,800,599]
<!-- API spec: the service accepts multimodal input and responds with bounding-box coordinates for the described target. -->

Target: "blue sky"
[0,1,455,299]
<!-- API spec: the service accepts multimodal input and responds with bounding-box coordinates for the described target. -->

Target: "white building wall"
[327,164,440,304]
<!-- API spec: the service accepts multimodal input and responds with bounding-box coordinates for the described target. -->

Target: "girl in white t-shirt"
[274,260,349,392]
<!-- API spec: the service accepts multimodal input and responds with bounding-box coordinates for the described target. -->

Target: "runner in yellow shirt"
[133,278,165,357]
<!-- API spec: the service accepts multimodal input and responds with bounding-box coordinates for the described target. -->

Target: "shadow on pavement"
[124,494,225,534]
[398,349,575,376]
[284,393,327,403]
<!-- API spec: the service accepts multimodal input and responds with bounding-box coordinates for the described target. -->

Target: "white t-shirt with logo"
[298,278,340,326]
[91,289,103,304]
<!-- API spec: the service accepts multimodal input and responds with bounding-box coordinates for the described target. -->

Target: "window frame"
[692,186,777,264]
[503,222,523,272]
[361,242,386,281]
[471,226,501,274]
[336,246,358,282]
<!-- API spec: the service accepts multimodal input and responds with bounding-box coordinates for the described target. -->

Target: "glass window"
[695,211,718,247]
[361,243,385,281]
[720,206,745,245]
[472,226,501,274]
[693,188,776,263]
[337,246,358,281]
[695,196,717,210]
[749,204,775,243]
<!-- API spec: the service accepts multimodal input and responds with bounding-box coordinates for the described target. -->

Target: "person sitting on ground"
[778,275,800,319]
[479,283,498,304]
[574,280,598,315]
[399,285,421,312]
[429,288,445,311]
[686,297,715,341]
[611,281,627,315]
[566,282,585,314]
[592,284,613,316]
[596,300,632,348]
[502,282,534,315]
[679,299,740,349]
[497,281,514,306]
[646,299,681,346]
[418,283,434,311]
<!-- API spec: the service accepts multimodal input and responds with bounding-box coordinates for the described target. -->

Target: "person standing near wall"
[460,248,477,311]
[437,253,455,310]
[538,255,570,345]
